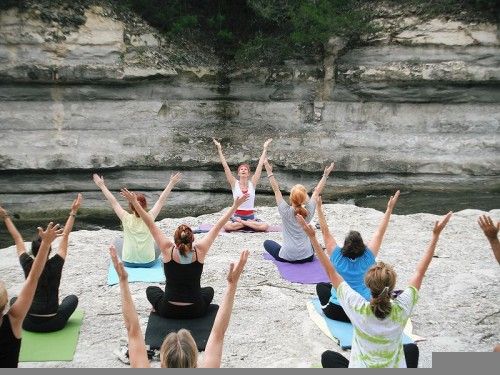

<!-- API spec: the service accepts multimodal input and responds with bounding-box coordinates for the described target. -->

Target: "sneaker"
[114,345,130,365]
[147,348,160,361]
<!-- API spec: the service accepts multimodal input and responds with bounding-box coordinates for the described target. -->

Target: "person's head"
[290,184,308,218]
[365,261,397,320]
[237,163,251,179]
[342,231,365,259]
[31,235,52,257]
[0,281,8,315]
[160,329,198,368]
[129,193,147,217]
[174,224,194,256]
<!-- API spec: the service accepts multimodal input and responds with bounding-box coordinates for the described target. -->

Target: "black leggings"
[22,295,79,333]
[263,240,314,263]
[146,286,214,319]
[316,282,350,323]
[321,343,419,368]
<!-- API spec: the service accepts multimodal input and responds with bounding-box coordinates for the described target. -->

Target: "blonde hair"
[0,281,7,313]
[160,329,198,368]
[290,184,308,217]
[365,262,397,320]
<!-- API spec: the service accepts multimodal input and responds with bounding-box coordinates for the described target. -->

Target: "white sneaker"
[114,345,130,365]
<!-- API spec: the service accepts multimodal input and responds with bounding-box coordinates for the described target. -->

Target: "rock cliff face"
[0,3,498,216]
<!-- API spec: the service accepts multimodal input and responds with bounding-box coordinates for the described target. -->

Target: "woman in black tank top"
[0,220,63,368]
[121,188,249,319]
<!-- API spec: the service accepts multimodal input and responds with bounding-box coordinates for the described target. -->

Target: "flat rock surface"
[1,204,499,368]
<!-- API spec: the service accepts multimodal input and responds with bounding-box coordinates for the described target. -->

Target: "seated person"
[213,137,272,232]
[298,211,453,368]
[122,188,248,319]
[109,245,249,368]
[1,195,80,333]
[0,222,62,367]
[262,159,334,263]
[315,191,400,322]
[93,172,181,267]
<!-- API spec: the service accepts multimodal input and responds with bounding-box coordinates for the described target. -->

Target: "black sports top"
[0,314,22,368]
[19,253,64,315]
[164,247,203,303]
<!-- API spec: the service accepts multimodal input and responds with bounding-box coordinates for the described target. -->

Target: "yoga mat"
[145,304,219,351]
[263,252,329,284]
[107,258,165,286]
[307,299,417,350]
[19,309,84,362]
[193,223,282,234]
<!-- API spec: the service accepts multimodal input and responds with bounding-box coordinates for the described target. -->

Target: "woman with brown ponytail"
[120,188,249,319]
[297,211,452,368]
[262,159,334,263]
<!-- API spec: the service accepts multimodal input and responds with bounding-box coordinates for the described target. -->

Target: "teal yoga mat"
[107,259,165,285]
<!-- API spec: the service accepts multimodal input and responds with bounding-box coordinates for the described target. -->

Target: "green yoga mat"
[19,309,84,362]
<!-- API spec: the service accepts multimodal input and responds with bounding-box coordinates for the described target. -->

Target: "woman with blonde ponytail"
[121,189,249,319]
[297,211,452,368]
[262,159,334,263]
[315,190,400,323]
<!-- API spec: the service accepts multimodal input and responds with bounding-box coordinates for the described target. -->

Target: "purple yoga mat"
[194,223,282,233]
[262,252,329,284]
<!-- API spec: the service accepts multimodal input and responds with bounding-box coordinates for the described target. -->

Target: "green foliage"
[234,34,293,66]
[289,0,372,45]
[2,0,497,65]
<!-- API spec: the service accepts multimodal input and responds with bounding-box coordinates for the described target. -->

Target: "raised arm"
[315,195,337,256]
[0,205,26,256]
[311,162,334,201]
[58,193,82,260]
[149,172,182,219]
[251,138,272,187]
[9,223,63,336]
[196,194,249,257]
[213,138,236,188]
[264,159,283,204]
[93,174,127,220]
[203,250,249,368]
[409,212,452,290]
[368,190,400,257]
[121,189,174,253]
[110,245,150,368]
[297,214,343,289]
[478,215,500,264]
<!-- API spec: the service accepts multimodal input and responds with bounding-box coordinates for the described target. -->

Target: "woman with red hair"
[121,188,249,319]
[213,138,272,232]
[262,159,334,263]
[93,172,181,268]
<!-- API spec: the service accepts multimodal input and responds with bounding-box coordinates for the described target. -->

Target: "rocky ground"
[1,203,499,368]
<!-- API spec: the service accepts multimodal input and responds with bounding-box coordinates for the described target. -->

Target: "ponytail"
[370,286,392,319]
[290,184,308,218]
[174,225,194,256]
[365,262,397,320]
[294,205,308,218]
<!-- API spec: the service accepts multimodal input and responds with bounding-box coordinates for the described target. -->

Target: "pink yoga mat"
[263,252,329,284]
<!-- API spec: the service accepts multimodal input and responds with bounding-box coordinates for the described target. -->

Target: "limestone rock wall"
[0,3,499,201]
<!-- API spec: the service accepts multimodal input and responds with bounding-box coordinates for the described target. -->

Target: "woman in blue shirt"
[315,190,400,322]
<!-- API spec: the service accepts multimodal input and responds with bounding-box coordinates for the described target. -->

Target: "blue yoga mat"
[107,259,165,285]
[308,298,414,350]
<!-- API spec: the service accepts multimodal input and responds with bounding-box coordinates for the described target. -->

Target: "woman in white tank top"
[213,138,272,232]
